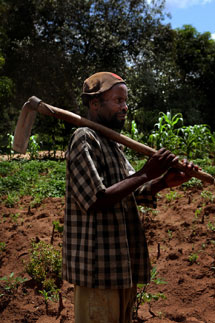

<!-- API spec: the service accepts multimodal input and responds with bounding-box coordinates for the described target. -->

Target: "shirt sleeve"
[66,128,106,213]
[124,157,157,208]
[134,181,157,208]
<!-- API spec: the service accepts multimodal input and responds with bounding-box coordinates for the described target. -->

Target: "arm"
[89,153,198,212]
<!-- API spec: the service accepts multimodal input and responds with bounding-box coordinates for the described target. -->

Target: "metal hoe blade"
[13,102,37,154]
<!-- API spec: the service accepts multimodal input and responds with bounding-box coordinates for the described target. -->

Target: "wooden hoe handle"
[13,96,215,185]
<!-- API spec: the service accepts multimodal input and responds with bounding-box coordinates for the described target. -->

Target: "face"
[93,83,128,130]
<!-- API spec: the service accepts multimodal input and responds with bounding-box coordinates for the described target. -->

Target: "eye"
[116,98,124,104]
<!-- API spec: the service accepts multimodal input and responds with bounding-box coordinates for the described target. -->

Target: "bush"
[25,241,62,292]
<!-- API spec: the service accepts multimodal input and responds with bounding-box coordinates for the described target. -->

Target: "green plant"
[146,112,215,159]
[138,206,159,217]
[25,241,62,292]
[188,253,199,264]
[133,267,166,320]
[53,220,64,233]
[7,134,14,159]
[39,286,60,314]
[28,134,41,159]
[207,222,215,232]
[165,190,182,202]
[201,190,214,203]
[194,207,202,219]
[148,111,183,153]
[0,241,6,253]
[40,286,59,302]
[10,213,20,223]
[0,160,66,199]
[30,194,44,208]
[51,220,64,244]
[167,229,173,240]
[179,124,212,159]
[4,193,19,208]
[0,272,27,293]
[123,120,145,161]
[181,177,203,189]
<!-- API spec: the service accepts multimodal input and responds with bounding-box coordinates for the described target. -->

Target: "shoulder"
[68,127,103,152]
[73,127,97,140]
[71,127,101,144]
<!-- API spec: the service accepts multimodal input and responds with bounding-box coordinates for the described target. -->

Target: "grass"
[0,160,66,199]
[1,155,215,202]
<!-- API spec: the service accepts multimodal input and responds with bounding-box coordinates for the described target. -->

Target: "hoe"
[13,96,214,185]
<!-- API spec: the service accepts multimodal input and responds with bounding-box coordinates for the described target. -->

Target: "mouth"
[117,114,127,120]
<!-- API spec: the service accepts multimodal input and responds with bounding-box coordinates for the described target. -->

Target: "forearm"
[89,171,150,211]
[149,175,168,195]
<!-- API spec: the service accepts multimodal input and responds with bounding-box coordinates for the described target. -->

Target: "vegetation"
[0,1,215,151]
[133,267,167,320]
[1,2,215,317]
[0,272,27,294]
[1,131,215,319]
[0,159,66,200]
[25,241,62,293]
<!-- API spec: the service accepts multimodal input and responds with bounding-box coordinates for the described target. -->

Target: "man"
[63,72,196,323]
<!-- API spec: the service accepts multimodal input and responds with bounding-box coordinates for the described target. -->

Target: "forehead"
[102,83,128,99]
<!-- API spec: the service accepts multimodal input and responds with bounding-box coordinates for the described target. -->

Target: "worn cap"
[82,72,125,105]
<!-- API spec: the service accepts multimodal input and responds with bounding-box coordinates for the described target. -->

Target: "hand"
[140,148,179,181]
[163,159,200,188]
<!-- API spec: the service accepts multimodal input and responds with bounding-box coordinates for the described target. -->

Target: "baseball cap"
[82,72,125,105]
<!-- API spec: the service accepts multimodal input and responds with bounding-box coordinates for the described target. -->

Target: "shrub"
[25,241,62,292]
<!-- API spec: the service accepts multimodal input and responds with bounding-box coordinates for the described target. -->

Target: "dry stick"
[56,292,65,318]
[50,224,55,245]
[157,243,161,260]
[201,213,205,224]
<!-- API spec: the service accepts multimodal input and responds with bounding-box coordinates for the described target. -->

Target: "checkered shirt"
[62,127,156,289]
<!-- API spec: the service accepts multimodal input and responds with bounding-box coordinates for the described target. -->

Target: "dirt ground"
[1,180,215,323]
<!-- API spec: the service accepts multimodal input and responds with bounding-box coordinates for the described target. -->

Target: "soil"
[1,176,215,322]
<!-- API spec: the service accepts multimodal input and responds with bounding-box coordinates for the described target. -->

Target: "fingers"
[142,148,179,180]
[155,148,179,167]
[181,159,201,172]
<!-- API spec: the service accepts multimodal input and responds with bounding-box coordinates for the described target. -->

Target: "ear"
[89,97,100,111]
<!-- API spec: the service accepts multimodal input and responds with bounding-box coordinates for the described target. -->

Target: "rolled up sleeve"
[134,181,157,208]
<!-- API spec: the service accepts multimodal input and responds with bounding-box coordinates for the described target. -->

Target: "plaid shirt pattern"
[63,127,156,289]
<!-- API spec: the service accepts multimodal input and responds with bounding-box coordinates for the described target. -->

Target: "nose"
[121,102,128,113]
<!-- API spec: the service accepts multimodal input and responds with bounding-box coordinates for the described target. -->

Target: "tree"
[172,25,215,128]
[1,0,170,149]
[0,54,14,150]
[127,24,215,133]
[124,24,177,132]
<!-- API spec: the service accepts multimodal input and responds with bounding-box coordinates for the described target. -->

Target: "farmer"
[63,72,197,323]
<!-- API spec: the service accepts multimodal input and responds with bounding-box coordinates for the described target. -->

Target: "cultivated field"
[0,159,215,322]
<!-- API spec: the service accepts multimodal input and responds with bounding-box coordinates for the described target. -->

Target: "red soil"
[1,183,215,322]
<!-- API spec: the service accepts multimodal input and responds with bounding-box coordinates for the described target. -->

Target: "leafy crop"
[25,241,62,292]
[7,134,40,159]
[0,241,6,253]
[148,112,183,154]
[0,160,66,199]
[53,220,64,234]
[188,253,199,265]
[0,272,27,294]
[25,240,63,314]
[165,190,183,202]
[133,267,166,320]
[147,112,215,160]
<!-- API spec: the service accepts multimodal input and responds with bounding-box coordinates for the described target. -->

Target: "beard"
[98,113,125,131]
